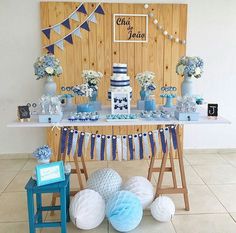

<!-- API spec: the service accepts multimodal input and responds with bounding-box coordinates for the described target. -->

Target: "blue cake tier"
[110,79,130,87]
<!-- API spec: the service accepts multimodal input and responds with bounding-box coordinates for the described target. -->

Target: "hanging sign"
[113,14,148,43]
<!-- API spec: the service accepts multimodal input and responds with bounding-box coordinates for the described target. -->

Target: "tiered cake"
[108,63,132,100]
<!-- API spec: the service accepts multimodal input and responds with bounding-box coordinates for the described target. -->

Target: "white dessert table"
[7,110,230,211]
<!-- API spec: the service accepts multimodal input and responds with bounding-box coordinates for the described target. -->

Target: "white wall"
[0,0,235,154]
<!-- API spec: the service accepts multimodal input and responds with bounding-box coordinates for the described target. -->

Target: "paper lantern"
[86,168,122,201]
[150,196,175,222]
[106,191,143,232]
[69,189,105,230]
[122,176,154,209]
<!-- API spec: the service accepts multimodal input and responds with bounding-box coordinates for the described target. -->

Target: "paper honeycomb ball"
[69,189,105,230]
[122,176,154,209]
[150,196,175,222]
[106,191,143,232]
[86,168,122,201]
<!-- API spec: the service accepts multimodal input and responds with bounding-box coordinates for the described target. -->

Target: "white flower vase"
[32,158,50,180]
[181,76,194,97]
[44,77,57,96]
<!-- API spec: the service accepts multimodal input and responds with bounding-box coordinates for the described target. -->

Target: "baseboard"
[184,148,236,154]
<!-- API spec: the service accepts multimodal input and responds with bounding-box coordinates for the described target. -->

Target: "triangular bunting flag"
[81,21,90,31]
[61,19,71,29]
[55,40,64,50]
[88,13,97,23]
[64,34,73,44]
[73,28,82,38]
[53,24,61,34]
[77,4,87,15]
[95,5,105,15]
[70,12,79,21]
[42,28,51,39]
[46,44,54,54]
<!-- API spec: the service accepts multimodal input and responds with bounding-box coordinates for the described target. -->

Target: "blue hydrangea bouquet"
[32,145,52,162]
[34,54,63,80]
[176,56,204,79]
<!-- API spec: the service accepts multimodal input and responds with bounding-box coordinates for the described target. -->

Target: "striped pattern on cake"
[113,63,127,74]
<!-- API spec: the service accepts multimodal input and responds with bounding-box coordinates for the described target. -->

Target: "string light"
[144,4,186,45]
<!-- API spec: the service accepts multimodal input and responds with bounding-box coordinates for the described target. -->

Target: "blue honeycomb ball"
[86,168,122,201]
[106,191,143,232]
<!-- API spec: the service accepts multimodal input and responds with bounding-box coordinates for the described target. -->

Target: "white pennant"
[70,12,79,21]
[73,28,82,38]
[117,136,122,161]
[95,135,102,160]
[153,130,159,154]
[133,134,139,160]
[55,40,64,50]
[88,13,97,23]
[164,128,171,151]
[106,135,112,161]
[53,24,61,34]
[84,132,91,153]
[122,136,128,160]
[143,133,150,159]
[71,130,79,156]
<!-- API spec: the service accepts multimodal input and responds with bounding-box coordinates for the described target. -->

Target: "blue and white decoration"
[42,3,105,54]
[59,125,178,160]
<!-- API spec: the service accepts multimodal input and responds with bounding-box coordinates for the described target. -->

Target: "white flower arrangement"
[82,70,103,89]
[135,71,156,91]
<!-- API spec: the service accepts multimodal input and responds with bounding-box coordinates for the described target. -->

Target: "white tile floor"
[0,152,236,233]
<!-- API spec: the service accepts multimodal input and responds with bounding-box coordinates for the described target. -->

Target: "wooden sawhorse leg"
[147,125,189,211]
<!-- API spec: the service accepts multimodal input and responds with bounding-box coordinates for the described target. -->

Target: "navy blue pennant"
[148,132,155,157]
[77,4,87,14]
[95,5,105,15]
[78,132,85,157]
[171,126,178,150]
[46,45,54,54]
[159,129,167,154]
[112,136,117,160]
[138,134,144,160]
[61,19,71,29]
[42,28,51,39]
[90,134,96,159]
[67,130,74,155]
[64,34,73,44]
[60,128,68,154]
[81,21,90,31]
[128,135,134,160]
[101,135,106,160]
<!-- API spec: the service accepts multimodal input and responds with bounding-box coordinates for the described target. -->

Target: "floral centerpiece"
[34,53,63,96]
[82,70,103,101]
[176,56,204,97]
[135,71,156,100]
[72,83,95,98]
[32,145,52,163]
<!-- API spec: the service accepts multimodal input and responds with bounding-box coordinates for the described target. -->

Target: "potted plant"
[34,53,63,96]
[32,145,52,164]
[135,71,156,100]
[176,56,204,97]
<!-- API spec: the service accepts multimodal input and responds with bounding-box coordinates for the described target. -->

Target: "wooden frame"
[113,13,149,43]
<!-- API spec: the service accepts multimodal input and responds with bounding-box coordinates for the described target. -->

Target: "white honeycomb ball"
[144,4,149,9]
[69,189,105,230]
[122,176,154,209]
[86,168,122,201]
[151,196,175,222]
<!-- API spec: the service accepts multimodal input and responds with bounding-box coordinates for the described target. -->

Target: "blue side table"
[25,174,70,233]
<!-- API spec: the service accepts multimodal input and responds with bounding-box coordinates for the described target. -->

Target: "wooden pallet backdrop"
[40,2,187,160]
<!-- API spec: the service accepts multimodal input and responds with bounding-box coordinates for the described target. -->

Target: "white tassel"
[122,136,128,160]
[71,130,79,156]
[117,136,122,161]
[133,134,139,160]
[106,135,112,160]
[95,135,101,160]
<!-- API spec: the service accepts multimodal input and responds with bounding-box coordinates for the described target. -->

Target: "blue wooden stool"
[25,174,70,233]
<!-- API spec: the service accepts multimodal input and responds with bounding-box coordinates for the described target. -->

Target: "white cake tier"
[109,86,132,92]
[111,74,130,80]
[113,63,127,68]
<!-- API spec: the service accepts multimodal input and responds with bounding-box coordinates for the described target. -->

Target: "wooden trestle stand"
[51,125,189,212]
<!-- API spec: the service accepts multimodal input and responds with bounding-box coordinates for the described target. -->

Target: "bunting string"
[43,2,105,54]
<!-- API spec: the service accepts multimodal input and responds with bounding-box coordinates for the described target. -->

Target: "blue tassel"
[112,135,117,160]
[171,126,178,150]
[159,129,166,154]
[90,134,96,159]
[101,135,106,160]
[77,132,85,157]
[60,128,68,154]
[138,134,144,160]
[128,135,134,160]
[67,129,74,155]
[148,131,155,157]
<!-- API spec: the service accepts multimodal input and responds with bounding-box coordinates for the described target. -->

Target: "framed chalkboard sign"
[18,106,30,122]
[208,104,218,118]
